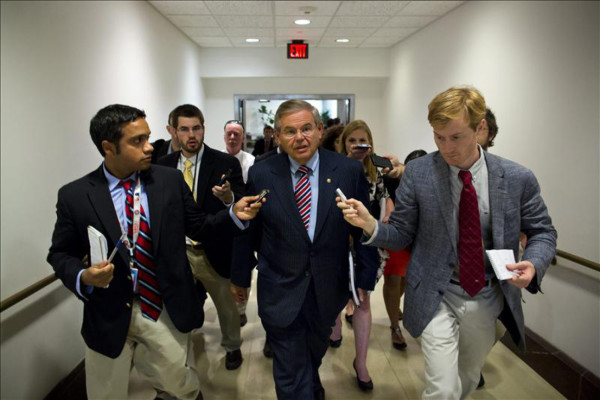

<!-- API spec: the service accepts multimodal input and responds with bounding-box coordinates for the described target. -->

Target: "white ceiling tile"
[324,27,377,37]
[167,15,219,27]
[150,1,210,15]
[274,1,340,16]
[223,28,274,37]
[399,1,464,16]
[192,37,233,47]
[329,16,390,28]
[230,37,275,47]
[371,27,418,37]
[384,15,436,27]
[276,38,318,48]
[276,28,325,39]
[183,27,225,37]
[360,36,401,47]
[318,37,364,48]
[275,15,332,28]
[204,1,273,15]
[336,1,409,16]
[215,15,274,28]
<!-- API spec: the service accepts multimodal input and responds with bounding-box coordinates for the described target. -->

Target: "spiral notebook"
[485,249,518,280]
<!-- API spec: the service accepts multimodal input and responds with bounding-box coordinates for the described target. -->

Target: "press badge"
[131,267,139,293]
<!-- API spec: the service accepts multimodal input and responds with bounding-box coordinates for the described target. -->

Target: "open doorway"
[233,94,354,154]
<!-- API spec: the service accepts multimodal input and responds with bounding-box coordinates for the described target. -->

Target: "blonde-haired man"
[338,86,556,399]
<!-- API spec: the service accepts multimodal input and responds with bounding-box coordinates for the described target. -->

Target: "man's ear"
[102,140,116,156]
[476,118,487,133]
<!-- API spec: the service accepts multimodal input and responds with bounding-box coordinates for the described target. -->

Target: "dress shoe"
[477,373,485,388]
[225,349,243,370]
[344,313,353,326]
[329,336,342,348]
[352,359,373,391]
[390,326,407,350]
[313,385,325,400]
[263,341,274,358]
[239,313,248,327]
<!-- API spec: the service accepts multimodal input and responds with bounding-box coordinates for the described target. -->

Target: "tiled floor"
[128,274,565,399]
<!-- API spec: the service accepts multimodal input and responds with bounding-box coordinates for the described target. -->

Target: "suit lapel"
[432,153,457,257]
[270,154,311,243]
[195,145,215,206]
[486,153,506,249]
[143,167,163,254]
[87,166,129,263]
[314,149,337,241]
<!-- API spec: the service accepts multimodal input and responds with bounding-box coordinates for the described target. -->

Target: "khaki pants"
[421,282,503,400]
[187,247,241,351]
[85,299,200,400]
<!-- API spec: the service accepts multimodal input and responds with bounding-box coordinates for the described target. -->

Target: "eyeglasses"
[224,119,244,131]
[280,125,316,138]
[177,125,203,134]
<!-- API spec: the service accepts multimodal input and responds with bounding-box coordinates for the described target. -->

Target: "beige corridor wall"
[382,1,600,375]
[0,1,206,398]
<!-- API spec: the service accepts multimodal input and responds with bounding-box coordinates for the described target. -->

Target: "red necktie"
[295,166,312,230]
[458,170,485,297]
[122,180,163,322]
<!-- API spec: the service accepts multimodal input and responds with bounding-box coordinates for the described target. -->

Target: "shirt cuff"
[76,269,92,300]
[362,221,380,245]
[229,205,249,230]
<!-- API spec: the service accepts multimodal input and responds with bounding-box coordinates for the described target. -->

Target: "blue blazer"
[231,148,380,328]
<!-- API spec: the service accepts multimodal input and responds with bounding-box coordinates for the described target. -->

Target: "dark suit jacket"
[151,139,172,163]
[231,148,380,328]
[47,164,237,358]
[252,138,276,157]
[255,147,279,164]
[370,151,557,350]
[157,145,244,278]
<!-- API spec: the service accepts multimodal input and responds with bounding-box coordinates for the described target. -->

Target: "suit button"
[126,303,131,308]
[438,290,444,296]
[305,270,311,277]
[127,275,132,280]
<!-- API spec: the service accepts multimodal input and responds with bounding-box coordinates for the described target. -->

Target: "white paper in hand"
[486,249,518,280]
[87,225,108,265]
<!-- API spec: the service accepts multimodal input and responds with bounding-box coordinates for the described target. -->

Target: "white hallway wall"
[382,1,600,375]
[0,1,206,398]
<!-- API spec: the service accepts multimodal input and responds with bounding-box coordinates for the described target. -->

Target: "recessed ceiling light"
[294,19,311,25]
[245,38,260,43]
[336,38,350,43]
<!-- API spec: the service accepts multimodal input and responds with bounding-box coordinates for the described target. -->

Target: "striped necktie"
[121,180,163,322]
[295,165,312,230]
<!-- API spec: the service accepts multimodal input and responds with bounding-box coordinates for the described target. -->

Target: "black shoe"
[225,349,243,370]
[345,313,353,326]
[477,373,485,388]
[239,313,247,327]
[263,341,274,359]
[352,359,373,391]
[329,336,342,348]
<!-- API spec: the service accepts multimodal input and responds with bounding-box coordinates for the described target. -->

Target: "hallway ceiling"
[149,1,465,48]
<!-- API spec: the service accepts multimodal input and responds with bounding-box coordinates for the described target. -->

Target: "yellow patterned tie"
[183,159,196,201]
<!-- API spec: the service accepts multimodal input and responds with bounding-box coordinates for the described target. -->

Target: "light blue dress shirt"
[288,152,320,242]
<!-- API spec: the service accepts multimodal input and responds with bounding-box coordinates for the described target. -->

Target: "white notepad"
[486,249,518,280]
[348,251,361,307]
[87,225,108,265]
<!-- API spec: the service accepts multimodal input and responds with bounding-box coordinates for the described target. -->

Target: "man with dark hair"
[151,108,181,163]
[231,99,379,400]
[158,104,246,370]
[252,124,276,156]
[48,104,260,400]
[477,108,499,150]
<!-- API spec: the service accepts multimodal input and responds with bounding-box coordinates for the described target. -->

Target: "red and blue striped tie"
[295,166,312,230]
[122,180,163,322]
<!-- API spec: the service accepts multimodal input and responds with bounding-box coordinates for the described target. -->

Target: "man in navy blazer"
[47,104,260,400]
[339,87,557,399]
[230,100,379,400]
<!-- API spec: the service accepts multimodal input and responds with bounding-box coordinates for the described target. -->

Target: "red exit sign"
[287,42,309,59]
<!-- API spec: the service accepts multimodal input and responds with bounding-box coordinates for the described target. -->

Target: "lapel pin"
[326,178,332,183]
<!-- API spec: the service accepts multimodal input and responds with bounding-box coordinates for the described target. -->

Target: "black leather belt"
[450,277,498,287]
[186,243,204,250]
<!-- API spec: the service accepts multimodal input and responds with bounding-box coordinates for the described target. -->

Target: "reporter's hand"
[506,261,536,288]
[233,195,264,220]
[382,154,404,178]
[212,178,233,204]
[336,197,377,236]
[81,260,114,288]
[230,283,248,304]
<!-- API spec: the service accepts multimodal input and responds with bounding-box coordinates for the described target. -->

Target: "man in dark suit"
[151,108,180,163]
[252,124,276,156]
[231,100,379,400]
[339,87,557,399]
[157,104,245,370]
[47,104,260,400]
